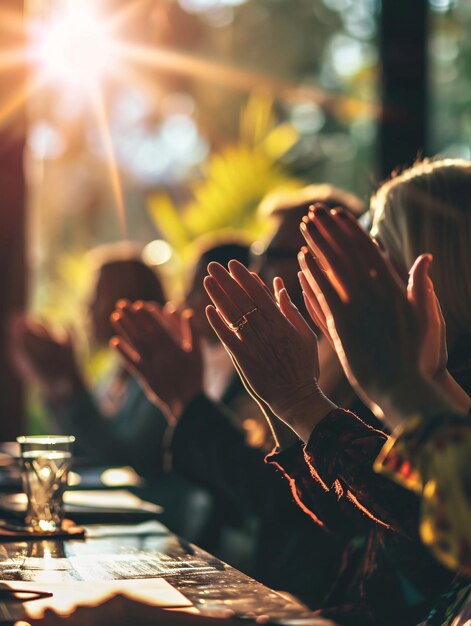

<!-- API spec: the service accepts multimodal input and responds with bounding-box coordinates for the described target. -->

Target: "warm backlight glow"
[143,240,173,266]
[31,4,117,90]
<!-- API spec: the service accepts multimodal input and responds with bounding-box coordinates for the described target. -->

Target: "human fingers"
[110,306,139,348]
[32,608,70,625]
[62,325,76,348]
[408,254,448,378]
[228,260,280,321]
[109,337,146,389]
[111,303,164,354]
[251,271,277,302]
[180,309,201,355]
[161,302,184,341]
[115,298,131,310]
[145,303,182,345]
[298,248,342,314]
[300,219,349,302]
[297,271,329,337]
[110,336,140,366]
[131,301,165,336]
[434,292,449,371]
[275,279,318,346]
[273,276,285,303]
[408,254,435,321]
[204,275,256,339]
[321,208,390,279]
[205,305,244,354]
[307,206,356,257]
[207,262,257,322]
[24,317,53,341]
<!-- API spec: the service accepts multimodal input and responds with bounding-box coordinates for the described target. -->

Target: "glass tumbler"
[16,435,75,532]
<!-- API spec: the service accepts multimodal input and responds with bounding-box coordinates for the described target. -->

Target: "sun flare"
[29,3,118,93]
[0,1,376,241]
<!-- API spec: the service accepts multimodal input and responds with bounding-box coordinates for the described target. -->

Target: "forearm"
[434,370,471,413]
[172,394,272,514]
[377,373,468,430]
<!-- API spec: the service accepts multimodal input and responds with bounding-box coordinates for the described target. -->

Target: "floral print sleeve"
[375,413,471,576]
[267,408,420,536]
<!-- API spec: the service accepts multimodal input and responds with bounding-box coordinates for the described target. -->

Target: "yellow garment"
[374,415,471,575]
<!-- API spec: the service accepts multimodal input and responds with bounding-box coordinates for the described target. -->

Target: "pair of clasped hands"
[110,205,463,439]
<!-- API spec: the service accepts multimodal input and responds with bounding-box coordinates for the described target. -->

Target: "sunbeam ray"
[90,82,129,241]
[115,41,378,119]
[0,7,25,37]
[0,74,46,130]
[0,47,31,72]
[105,0,150,35]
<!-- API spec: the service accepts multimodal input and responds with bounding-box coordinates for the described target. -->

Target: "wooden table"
[0,521,325,624]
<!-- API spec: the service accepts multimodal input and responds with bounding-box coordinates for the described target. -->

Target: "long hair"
[370,158,471,343]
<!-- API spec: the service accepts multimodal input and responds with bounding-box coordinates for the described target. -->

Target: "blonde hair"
[370,158,471,340]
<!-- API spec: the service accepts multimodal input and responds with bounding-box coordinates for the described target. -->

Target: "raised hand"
[407,254,447,380]
[298,206,463,426]
[409,255,470,411]
[25,595,237,626]
[204,260,336,442]
[9,313,84,402]
[25,594,337,626]
[110,300,203,421]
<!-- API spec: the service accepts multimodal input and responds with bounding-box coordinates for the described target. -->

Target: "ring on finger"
[228,307,258,333]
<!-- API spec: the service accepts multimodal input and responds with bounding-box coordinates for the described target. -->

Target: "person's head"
[186,236,251,342]
[87,243,166,346]
[256,185,365,310]
[370,158,471,343]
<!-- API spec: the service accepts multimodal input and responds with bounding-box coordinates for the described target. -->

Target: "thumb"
[274,278,318,347]
[181,309,201,356]
[63,324,77,348]
[408,253,437,325]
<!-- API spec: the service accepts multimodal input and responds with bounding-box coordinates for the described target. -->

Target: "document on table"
[64,490,163,513]
[0,490,163,514]
[0,578,192,619]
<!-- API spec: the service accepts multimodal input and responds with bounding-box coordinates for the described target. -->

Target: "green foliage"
[147,95,303,265]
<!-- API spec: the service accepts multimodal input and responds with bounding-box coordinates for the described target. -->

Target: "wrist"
[272,384,337,443]
[169,383,204,422]
[376,371,463,428]
[433,369,471,413]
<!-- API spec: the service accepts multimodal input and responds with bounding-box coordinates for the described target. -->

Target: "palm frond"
[148,93,303,268]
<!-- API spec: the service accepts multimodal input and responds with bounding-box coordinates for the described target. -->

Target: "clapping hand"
[298,206,463,425]
[204,260,336,442]
[24,595,236,626]
[110,301,203,421]
[24,594,337,626]
[300,246,447,381]
[9,313,83,402]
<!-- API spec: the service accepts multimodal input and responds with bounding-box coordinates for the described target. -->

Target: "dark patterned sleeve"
[266,434,356,538]
[268,408,420,536]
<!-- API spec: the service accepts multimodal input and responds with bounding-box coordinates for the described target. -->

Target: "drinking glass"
[16,435,75,532]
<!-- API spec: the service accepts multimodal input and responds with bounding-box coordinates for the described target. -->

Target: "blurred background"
[0,0,469,437]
